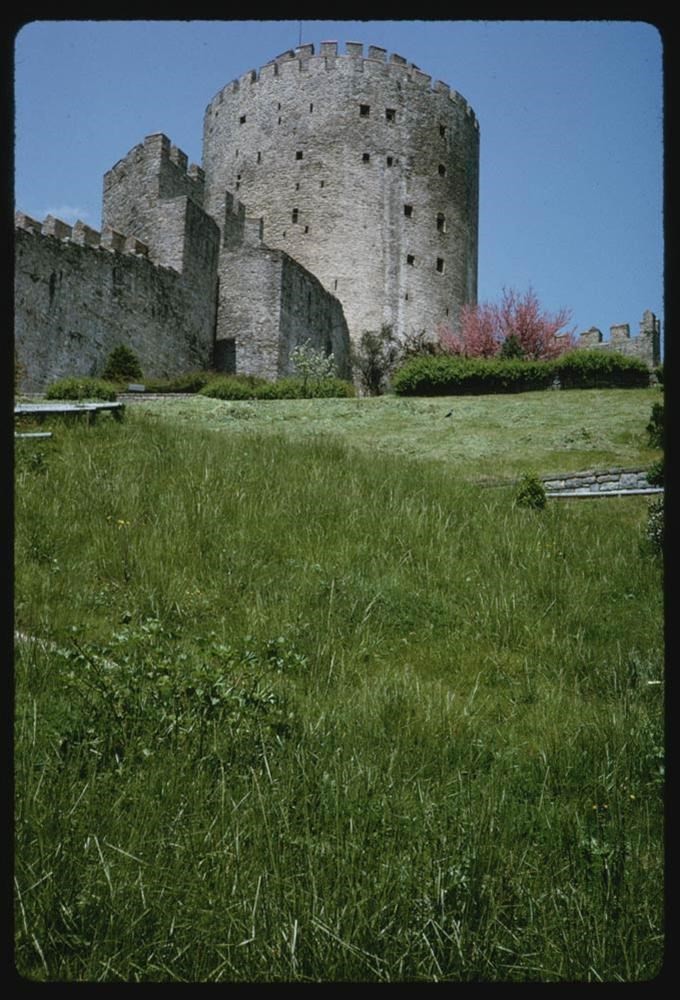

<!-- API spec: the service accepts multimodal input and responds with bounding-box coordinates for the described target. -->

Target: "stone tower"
[202,41,480,345]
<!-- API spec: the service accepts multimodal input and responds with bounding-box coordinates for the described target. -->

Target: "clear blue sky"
[13,19,664,346]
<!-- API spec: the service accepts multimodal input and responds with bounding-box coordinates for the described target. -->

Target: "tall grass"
[14,412,664,981]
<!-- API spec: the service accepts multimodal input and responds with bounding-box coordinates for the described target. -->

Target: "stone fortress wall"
[14,40,660,392]
[202,41,480,349]
[576,310,661,368]
[14,209,218,392]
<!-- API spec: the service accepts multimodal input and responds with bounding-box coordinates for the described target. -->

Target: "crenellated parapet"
[15,211,151,259]
[205,41,478,127]
[104,132,205,207]
[577,312,661,367]
[202,39,480,347]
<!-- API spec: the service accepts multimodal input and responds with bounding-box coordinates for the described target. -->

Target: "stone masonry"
[14,40,660,392]
[203,42,480,347]
[577,310,661,368]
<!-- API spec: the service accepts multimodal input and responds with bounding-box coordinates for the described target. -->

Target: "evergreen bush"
[101,345,143,384]
[514,472,547,510]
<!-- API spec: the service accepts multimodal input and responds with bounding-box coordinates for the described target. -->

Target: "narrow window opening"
[385,108,396,121]
[439,124,447,138]
[282,230,287,238]
[257,151,261,163]
[278,117,282,125]
[404,204,413,217]
[438,163,447,176]
[386,156,393,167]
[362,153,370,163]
[436,213,446,232]
[292,208,299,224]
[334,279,338,290]
[446,307,450,316]
[407,254,415,266]
[239,114,246,124]
[320,180,325,188]
[295,182,300,190]
[277,102,281,110]
[309,102,314,112]
[436,258,445,273]
[405,292,409,301]
[359,104,370,117]
[304,225,309,234]
[296,150,303,160]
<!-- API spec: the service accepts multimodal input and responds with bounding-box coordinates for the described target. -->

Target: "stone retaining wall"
[542,468,659,495]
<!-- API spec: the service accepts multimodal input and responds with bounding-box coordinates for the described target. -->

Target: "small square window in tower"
[359,104,370,117]
[407,254,415,266]
[239,114,247,124]
[385,108,396,122]
[438,164,447,176]
[292,209,299,224]
[404,204,413,218]
[362,153,370,163]
[439,124,447,138]
[296,151,304,160]
[386,156,393,167]
[436,258,445,274]
[436,213,446,232]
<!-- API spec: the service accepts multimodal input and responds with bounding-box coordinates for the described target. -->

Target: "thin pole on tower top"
[298,21,302,46]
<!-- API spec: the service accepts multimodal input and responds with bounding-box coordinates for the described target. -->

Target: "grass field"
[14,388,665,982]
[129,386,662,481]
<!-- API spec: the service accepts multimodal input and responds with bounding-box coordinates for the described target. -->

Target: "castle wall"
[202,41,479,346]
[14,218,216,391]
[215,193,351,380]
[103,133,205,253]
[577,311,661,367]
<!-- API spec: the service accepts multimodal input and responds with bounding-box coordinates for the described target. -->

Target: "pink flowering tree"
[438,287,575,360]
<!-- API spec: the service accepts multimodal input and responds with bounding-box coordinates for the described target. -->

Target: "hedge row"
[44,377,119,401]
[200,375,356,401]
[392,350,651,396]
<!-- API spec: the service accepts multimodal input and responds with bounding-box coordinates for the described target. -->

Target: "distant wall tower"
[202,41,479,344]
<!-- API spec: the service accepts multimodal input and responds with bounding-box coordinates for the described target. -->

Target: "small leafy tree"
[101,344,143,384]
[352,324,402,396]
[290,339,336,393]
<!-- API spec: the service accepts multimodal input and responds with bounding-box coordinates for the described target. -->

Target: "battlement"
[577,311,661,367]
[15,210,151,259]
[104,132,204,203]
[206,42,478,126]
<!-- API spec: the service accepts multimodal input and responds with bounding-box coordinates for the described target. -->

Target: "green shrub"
[653,364,664,385]
[101,345,143,383]
[514,472,547,510]
[646,401,664,449]
[552,350,650,389]
[143,371,213,394]
[392,355,555,396]
[45,377,118,401]
[201,375,355,401]
[646,459,664,487]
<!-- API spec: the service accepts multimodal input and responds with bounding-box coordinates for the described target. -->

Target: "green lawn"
[131,386,661,481]
[14,388,665,982]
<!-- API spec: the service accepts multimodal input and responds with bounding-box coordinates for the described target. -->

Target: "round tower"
[202,41,479,344]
